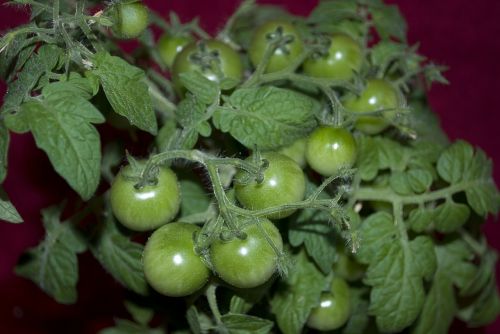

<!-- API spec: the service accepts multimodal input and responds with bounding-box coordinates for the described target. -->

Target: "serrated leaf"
[308,0,359,23]
[0,122,9,183]
[375,137,406,171]
[370,3,407,42]
[437,141,474,184]
[370,41,407,69]
[176,94,212,140]
[19,87,104,200]
[92,52,157,134]
[270,249,326,334]
[221,313,273,334]
[342,288,370,334]
[1,44,62,113]
[213,86,317,150]
[90,215,148,295]
[414,240,492,334]
[389,171,413,195]
[43,72,97,100]
[15,206,85,304]
[410,236,436,281]
[407,168,432,193]
[356,212,434,332]
[179,179,211,217]
[407,207,433,233]
[0,195,23,223]
[179,72,219,104]
[434,201,470,234]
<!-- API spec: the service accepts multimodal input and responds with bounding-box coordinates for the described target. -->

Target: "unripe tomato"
[110,162,180,231]
[112,1,149,39]
[249,20,304,73]
[307,277,351,331]
[304,35,363,81]
[157,33,192,68]
[343,79,399,134]
[143,223,210,297]
[277,137,307,168]
[234,152,306,219]
[306,126,357,176]
[210,218,283,288]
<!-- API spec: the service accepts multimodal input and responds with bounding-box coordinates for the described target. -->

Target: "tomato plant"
[110,162,180,231]
[343,79,400,134]
[305,126,357,176]
[111,1,149,39]
[249,20,304,73]
[172,39,243,90]
[210,218,283,289]
[307,277,351,331]
[143,222,210,297]
[303,34,363,81]
[278,137,307,168]
[234,152,306,219]
[157,34,192,68]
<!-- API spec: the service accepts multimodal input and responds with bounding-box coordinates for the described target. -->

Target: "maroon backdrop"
[0,0,499,333]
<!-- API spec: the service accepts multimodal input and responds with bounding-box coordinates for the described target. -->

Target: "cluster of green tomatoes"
[108,1,402,330]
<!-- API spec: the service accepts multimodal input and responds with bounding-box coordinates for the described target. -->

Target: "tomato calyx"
[264,25,297,56]
[188,41,224,75]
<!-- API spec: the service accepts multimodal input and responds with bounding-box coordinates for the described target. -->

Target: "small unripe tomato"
[157,33,192,68]
[143,223,210,297]
[343,79,399,134]
[110,162,180,231]
[111,1,149,39]
[210,218,283,289]
[234,152,306,219]
[307,277,351,331]
[249,20,304,73]
[306,126,357,176]
[303,34,363,81]
[277,137,307,168]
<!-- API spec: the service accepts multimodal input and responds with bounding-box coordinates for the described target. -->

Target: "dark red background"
[1,0,499,333]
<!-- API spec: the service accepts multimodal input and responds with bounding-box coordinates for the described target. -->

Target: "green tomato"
[249,20,304,73]
[234,152,306,219]
[143,223,210,297]
[307,277,351,331]
[112,1,149,39]
[306,126,357,176]
[110,163,180,231]
[332,244,365,281]
[344,79,399,134]
[157,33,192,68]
[277,137,307,168]
[172,39,243,90]
[210,218,283,288]
[303,35,363,81]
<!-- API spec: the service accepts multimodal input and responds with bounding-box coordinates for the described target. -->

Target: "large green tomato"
[157,33,192,68]
[143,223,210,297]
[307,277,351,331]
[303,35,363,81]
[172,39,243,90]
[210,218,283,289]
[344,79,399,134]
[112,1,149,39]
[249,20,304,73]
[110,163,180,231]
[234,152,306,219]
[332,244,365,282]
[306,126,357,176]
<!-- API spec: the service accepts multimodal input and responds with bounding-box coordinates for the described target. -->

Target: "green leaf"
[370,3,407,42]
[99,319,163,334]
[0,191,23,223]
[213,86,317,150]
[342,288,370,334]
[0,122,9,183]
[270,249,326,334]
[1,44,62,113]
[124,301,154,326]
[407,99,449,147]
[179,179,211,217]
[186,305,202,334]
[356,136,378,181]
[19,87,104,200]
[413,240,482,334]
[458,273,500,327]
[437,141,474,184]
[460,250,497,297]
[230,295,254,315]
[0,30,34,80]
[92,52,157,135]
[179,72,219,104]
[176,94,212,139]
[370,41,407,69]
[43,72,97,100]
[407,168,432,193]
[15,206,85,304]
[221,313,273,334]
[375,137,406,171]
[407,207,433,233]
[389,171,413,195]
[90,215,148,295]
[434,201,470,234]
[356,212,434,332]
